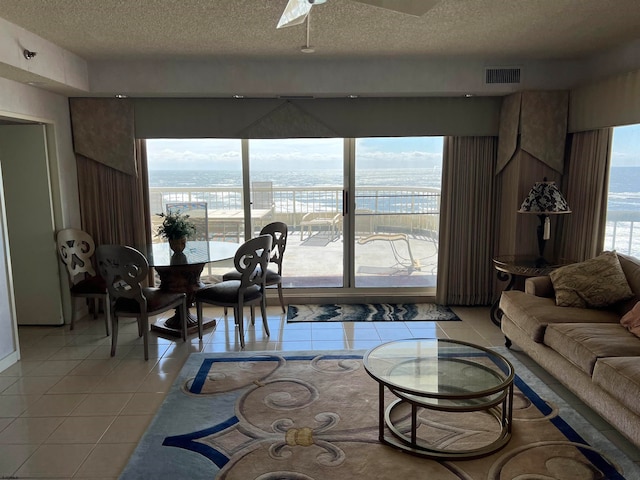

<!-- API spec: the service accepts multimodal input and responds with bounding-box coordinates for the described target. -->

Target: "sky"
[146,124,640,170]
[611,124,640,167]
[146,137,445,171]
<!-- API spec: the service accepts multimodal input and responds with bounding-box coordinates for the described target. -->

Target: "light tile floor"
[0,305,638,478]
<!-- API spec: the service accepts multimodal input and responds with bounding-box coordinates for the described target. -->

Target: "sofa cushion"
[592,357,640,416]
[549,251,633,308]
[543,323,640,375]
[499,290,620,343]
[621,301,640,337]
[615,253,640,315]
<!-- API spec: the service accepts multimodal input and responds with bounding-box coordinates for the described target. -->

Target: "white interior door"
[0,125,63,325]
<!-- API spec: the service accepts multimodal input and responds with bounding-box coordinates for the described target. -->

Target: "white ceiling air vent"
[485,67,521,84]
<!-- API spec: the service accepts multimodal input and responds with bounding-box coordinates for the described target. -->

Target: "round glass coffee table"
[364,338,514,459]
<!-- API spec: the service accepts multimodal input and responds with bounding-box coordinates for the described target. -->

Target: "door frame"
[0,110,65,330]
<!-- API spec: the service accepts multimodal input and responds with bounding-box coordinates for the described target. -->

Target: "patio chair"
[96,245,187,360]
[357,233,421,274]
[56,228,110,335]
[251,181,275,230]
[195,234,272,348]
[223,221,288,313]
[299,212,341,241]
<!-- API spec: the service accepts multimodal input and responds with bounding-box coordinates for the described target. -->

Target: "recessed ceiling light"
[233,94,244,99]
[348,95,358,99]
[114,94,128,99]
[464,94,474,98]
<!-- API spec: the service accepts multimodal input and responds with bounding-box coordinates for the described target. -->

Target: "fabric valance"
[496,91,569,175]
[70,98,136,176]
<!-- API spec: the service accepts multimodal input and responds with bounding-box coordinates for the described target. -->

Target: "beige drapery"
[436,136,498,305]
[556,129,613,262]
[76,140,151,248]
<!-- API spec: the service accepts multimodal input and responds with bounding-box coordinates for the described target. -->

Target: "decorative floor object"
[120,349,640,480]
[286,303,461,322]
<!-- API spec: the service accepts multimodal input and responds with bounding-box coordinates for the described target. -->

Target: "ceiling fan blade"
[277,0,313,29]
[352,0,439,16]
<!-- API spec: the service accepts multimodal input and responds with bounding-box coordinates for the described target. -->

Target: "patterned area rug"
[287,303,460,322]
[120,349,640,480]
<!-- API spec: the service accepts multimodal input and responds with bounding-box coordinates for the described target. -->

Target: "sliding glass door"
[352,137,442,288]
[249,139,344,288]
[146,136,443,294]
[146,139,244,279]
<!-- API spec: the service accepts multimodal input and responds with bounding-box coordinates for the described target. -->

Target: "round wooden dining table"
[139,240,239,338]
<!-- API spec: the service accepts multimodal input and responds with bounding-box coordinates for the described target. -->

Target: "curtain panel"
[76,140,151,249]
[436,136,498,305]
[556,128,613,262]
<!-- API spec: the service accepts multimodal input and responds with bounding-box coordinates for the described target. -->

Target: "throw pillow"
[549,251,634,308]
[621,301,640,337]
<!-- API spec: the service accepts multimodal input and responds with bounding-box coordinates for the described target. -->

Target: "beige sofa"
[499,252,640,448]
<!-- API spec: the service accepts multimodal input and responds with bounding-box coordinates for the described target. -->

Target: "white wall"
[0,77,79,227]
[86,40,640,99]
[0,16,88,94]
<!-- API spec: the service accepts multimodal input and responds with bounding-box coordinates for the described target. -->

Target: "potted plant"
[155,210,197,253]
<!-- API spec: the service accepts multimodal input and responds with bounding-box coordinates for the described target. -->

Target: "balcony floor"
[201,229,438,289]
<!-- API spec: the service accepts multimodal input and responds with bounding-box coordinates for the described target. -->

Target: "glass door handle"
[343,190,348,216]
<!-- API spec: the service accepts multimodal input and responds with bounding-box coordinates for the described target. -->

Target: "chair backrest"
[165,202,209,241]
[96,245,149,310]
[234,234,273,292]
[260,222,288,274]
[56,228,97,284]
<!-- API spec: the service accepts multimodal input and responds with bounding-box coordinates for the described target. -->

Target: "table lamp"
[518,178,571,266]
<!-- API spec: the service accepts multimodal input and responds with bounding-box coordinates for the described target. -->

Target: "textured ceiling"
[1,0,639,61]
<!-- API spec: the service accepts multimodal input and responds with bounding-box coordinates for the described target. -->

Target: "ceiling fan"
[277,0,439,29]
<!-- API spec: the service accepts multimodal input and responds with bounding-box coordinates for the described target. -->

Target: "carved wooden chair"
[56,228,110,334]
[96,245,187,360]
[223,222,288,313]
[195,234,272,348]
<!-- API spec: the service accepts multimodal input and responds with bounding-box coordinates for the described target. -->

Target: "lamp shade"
[518,180,571,214]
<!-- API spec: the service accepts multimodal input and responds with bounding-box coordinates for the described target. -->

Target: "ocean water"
[148,167,444,189]
[607,166,640,211]
[149,166,639,211]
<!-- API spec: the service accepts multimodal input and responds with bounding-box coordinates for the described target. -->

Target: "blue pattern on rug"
[287,303,460,322]
[119,350,640,480]
[156,353,627,480]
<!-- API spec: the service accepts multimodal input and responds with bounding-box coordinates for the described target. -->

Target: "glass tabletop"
[139,240,239,267]
[364,338,514,402]
[492,255,574,276]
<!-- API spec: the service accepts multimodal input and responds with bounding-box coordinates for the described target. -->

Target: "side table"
[490,255,565,330]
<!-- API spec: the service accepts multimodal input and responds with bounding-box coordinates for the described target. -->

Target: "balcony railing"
[604,210,640,257]
[149,186,441,231]
[149,186,640,258]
